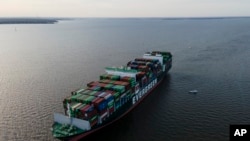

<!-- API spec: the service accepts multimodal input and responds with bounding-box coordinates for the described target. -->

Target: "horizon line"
[0,16,250,19]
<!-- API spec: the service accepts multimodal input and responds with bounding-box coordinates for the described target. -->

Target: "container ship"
[52,51,172,140]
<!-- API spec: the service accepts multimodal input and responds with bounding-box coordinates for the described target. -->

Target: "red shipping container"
[93,98,104,105]
[87,81,95,87]
[92,97,101,104]
[99,109,108,116]
[80,109,98,120]
[91,96,100,103]
[87,86,100,91]
[99,79,111,84]
[89,109,98,117]
[93,97,106,110]
[108,107,115,114]
[94,91,102,96]
[80,104,94,114]
[105,90,115,94]
[113,81,123,85]
[120,82,130,90]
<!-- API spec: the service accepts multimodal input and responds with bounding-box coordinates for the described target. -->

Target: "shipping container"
[75,104,86,114]
[95,92,106,97]
[98,110,108,124]
[100,74,120,80]
[71,94,84,102]
[108,107,115,115]
[115,98,121,110]
[120,93,127,106]
[135,58,160,66]
[121,76,136,87]
[91,96,101,105]
[104,84,113,90]
[63,96,72,108]
[71,103,82,111]
[113,81,123,85]
[101,93,114,106]
[105,90,120,100]
[93,98,108,111]
[107,100,114,108]
[112,85,125,93]
[89,115,98,127]
[88,90,98,96]
[87,86,101,91]
[76,94,89,103]
[79,89,91,95]
[104,93,113,101]
[71,88,85,95]
[99,79,110,84]
[81,109,97,120]
[80,104,94,114]
[84,96,96,104]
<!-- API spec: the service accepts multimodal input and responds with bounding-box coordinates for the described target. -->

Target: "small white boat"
[189,90,198,94]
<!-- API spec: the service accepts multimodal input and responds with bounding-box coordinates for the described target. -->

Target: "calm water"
[0,18,250,141]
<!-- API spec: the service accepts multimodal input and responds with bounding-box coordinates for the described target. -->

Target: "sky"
[1,0,250,17]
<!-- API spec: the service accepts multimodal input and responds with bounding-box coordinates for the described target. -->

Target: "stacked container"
[68,53,159,124]
[121,77,136,87]
[79,104,98,127]
[152,51,172,63]
[100,74,120,81]
[112,85,125,93]
[120,76,136,93]
[104,90,120,111]
[59,51,172,131]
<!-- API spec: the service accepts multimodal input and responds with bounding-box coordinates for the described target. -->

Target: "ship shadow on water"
[81,74,172,141]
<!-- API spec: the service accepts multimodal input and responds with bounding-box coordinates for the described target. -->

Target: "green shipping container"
[108,100,114,108]
[112,85,125,93]
[104,84,113,89]
[89,91,96,95]
[84,96,96,104]
[71,94,83,102]
[110,75,120,80]
[77,95,89,103]
[113,92,120,100]
[75,104,86,113]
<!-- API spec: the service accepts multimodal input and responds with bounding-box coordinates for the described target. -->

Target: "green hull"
[52,123,85,138]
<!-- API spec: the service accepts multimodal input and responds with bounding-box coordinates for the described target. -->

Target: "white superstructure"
[105,67,138,81]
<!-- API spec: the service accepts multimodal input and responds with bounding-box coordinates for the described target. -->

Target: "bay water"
[0,18,250,141]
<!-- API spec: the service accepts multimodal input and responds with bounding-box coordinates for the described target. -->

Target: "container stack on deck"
[62,73,135,127]
[151,51,172,70]
[126,59,159,87]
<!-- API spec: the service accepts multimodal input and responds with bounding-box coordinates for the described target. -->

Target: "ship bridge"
[105,66,138,81]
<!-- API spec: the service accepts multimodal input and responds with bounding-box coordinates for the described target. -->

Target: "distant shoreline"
[160,16,250,20]
[1,17,249,24]
[0,18,59,24]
